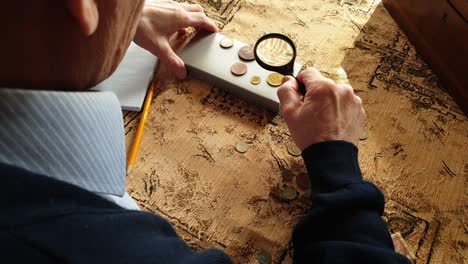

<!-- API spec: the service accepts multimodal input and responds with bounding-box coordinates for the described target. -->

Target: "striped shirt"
[0,88,139,210]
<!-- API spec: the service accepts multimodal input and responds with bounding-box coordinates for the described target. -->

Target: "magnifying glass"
[254,33,306,95]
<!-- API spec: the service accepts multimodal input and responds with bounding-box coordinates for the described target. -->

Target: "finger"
[178,28,189,36]
[297,67,327,84]
[277,76,302,116]
[157,39,187,79]
[179,3,204,13]
[178,1,218,33]
[354,94,362,105]
[179,12,219,32]
[338,84,355,99]
[340,84,354,94]
[361,107,367,123]
[282,75,299,92]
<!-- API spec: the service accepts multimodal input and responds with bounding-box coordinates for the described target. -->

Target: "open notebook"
[92,42,158,112]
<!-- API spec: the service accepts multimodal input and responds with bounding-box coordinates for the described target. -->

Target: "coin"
[235,142,249,153]
[282,186,297,201]
[231,62,248,76]
[250,76,261,85]
[238,45,255,61]
[295,173,310,190]
[219,37,234,48]
[266,73,284,87]
[359,129,369,140]
[257,251,272,264]
[287,143,301,156]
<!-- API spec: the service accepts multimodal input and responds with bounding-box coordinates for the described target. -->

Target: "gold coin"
[235,142,249,153]
[250,76,261,85]
[219,37,234,48]
[287,143,301,156]
[281,186,297,201]
[231,62,248,76]
[359,129,369,140]
[267,72,284,87]
[238,45,255,61]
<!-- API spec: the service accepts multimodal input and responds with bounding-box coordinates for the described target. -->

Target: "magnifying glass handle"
[296,77,306,96]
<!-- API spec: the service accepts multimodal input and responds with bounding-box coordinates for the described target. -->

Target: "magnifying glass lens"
[254,33,306,96]
[256,38,294,67]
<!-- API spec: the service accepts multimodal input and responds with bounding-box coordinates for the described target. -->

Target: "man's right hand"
[277,67,366,151]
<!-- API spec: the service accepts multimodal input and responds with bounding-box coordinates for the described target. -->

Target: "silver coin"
[219,37,234,48]
[235,142,249,153]
[359,129,369,140]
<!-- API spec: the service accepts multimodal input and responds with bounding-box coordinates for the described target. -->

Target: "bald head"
[0,0,145,91]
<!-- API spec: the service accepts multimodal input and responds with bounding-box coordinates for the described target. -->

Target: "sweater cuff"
[302,140,363,193]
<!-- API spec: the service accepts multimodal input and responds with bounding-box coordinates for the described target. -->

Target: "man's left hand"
[134,0,218,79]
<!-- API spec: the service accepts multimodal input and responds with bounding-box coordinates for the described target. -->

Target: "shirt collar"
[0,88,126,196]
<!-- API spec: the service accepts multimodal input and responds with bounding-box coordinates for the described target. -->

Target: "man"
[0,0,410,263]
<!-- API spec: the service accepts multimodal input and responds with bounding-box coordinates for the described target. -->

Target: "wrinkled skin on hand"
[134,0,218,79]
[278,67,366,150]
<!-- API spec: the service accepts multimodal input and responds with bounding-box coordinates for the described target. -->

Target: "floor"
[124,1,467,263]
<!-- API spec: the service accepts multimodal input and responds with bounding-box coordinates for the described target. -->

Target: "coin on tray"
[250,76,261,85]
[219,37,234,48]
[231,62,248,76]
[267,72,284,87]
[238,45,255,61]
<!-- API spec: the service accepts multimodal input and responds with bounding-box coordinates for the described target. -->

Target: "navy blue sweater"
[0,141,410,263]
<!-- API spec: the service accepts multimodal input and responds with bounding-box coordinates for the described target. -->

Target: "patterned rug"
[125,1,467,263]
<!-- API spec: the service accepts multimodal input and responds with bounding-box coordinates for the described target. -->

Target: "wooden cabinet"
[383,0,468,115]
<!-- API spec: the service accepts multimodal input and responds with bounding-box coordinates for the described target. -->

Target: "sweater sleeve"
[292,141,411,263]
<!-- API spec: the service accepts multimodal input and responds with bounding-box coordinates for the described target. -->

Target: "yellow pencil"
[126,79,157,174]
